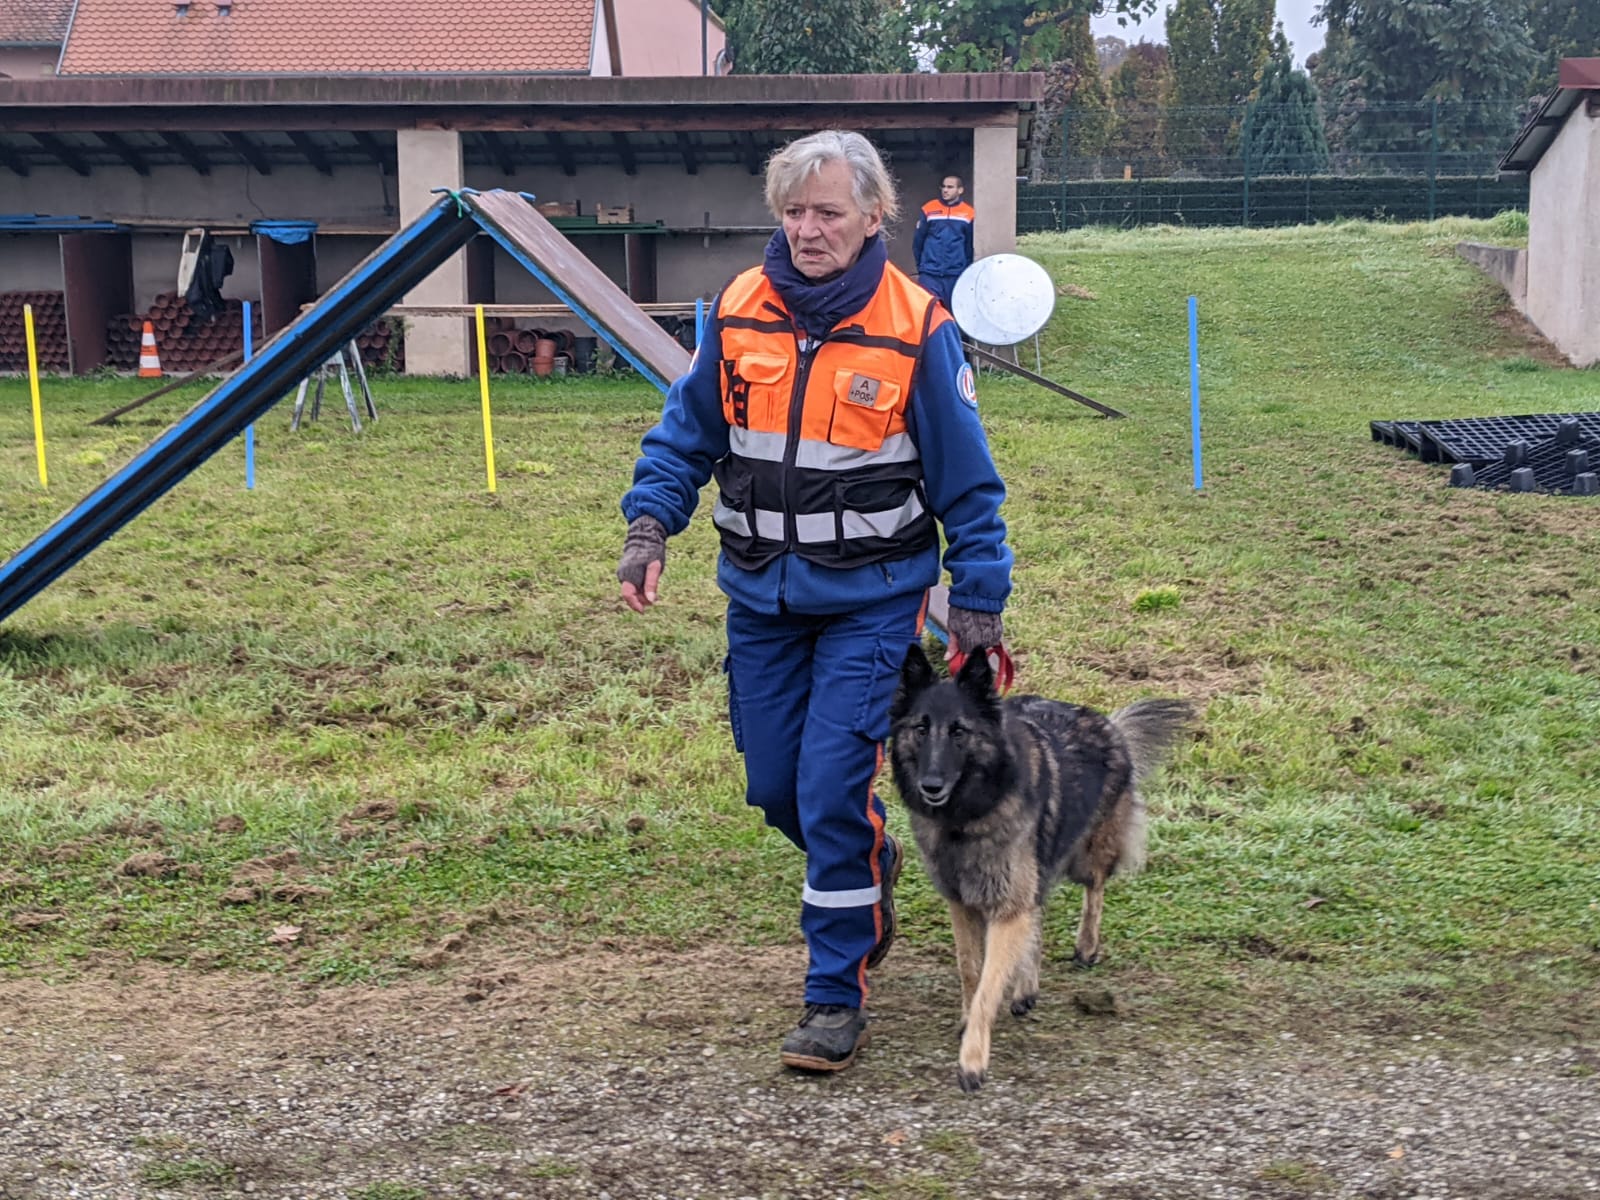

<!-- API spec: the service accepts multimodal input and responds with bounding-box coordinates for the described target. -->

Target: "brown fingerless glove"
[947,606,1004,652]
[616,515,668,590]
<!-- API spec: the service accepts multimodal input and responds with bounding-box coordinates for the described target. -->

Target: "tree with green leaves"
[1312,0,1538,160]
[907,1,1159,72]
[1243,37,1330,174]
[1313,0,1537,104]
[1104,41,1173,172]
[1032,13,1114,170]
[1165,0,1276,161]
[1527,0,1600,95]
[717,0,910,74]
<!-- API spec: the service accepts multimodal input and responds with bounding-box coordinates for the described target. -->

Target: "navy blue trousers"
[922,272,960,310]
[725,591,925,1007]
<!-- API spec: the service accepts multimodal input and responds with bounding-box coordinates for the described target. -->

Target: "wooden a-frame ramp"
[0,189,691,626]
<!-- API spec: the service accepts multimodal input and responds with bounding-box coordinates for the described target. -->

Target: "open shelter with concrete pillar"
[0,73,1040,376]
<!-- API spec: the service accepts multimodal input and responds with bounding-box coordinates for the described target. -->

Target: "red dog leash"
[947,643,1017,694]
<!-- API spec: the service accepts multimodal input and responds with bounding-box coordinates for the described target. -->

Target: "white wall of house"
[1527,102,1600,367]
[0,47,58,78]
[609,0,725,76]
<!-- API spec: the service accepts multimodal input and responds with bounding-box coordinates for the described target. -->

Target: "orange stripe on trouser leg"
[858,743,887,1000]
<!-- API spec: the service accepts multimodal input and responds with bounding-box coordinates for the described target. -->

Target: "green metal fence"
[1022,99,1532,231]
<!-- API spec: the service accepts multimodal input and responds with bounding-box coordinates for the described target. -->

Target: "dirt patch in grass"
[1490,307,1572,368]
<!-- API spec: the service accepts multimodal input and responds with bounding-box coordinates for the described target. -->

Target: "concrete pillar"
[397,130,470,376]
[972,121,1019,260]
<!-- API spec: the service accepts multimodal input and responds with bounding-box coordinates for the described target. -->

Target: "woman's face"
[781,159,883,281]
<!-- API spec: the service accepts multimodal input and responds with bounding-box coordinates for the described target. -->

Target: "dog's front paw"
[1071,949,1100,970]
[957,1066,985,1093]
[1010,992,1037,1017]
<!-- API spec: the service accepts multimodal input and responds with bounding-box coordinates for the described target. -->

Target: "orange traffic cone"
[138,320,162,378]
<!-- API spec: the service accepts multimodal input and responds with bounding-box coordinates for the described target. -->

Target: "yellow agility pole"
[475,304,497,494]
[23,304,48,488]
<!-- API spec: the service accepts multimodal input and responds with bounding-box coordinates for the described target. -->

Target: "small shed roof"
[0,0,73,47]
[1499,58,1600,174]
[57,0,596,76]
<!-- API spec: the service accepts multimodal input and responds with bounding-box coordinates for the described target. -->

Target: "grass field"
[2,214,1596,1036]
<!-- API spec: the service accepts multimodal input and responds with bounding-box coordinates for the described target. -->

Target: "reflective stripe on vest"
[922,200,975,224]
[711,262,949,571]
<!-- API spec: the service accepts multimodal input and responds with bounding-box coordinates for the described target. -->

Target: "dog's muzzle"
[917,781,955,807]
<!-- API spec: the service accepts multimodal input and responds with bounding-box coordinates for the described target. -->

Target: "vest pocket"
[723,352,791,431]
[827,369,900,451]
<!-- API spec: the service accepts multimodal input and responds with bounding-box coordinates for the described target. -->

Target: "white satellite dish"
[950,253,1055,347]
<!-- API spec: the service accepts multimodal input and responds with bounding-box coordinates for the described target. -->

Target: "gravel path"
[1,944,1596,1199]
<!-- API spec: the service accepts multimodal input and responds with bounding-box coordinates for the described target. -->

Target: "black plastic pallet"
[1418,411,1600,464]
[1369,419,1426,452]
[1451,434,1600,494]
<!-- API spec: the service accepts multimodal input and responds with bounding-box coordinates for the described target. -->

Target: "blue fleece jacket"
[621,233,1012,618]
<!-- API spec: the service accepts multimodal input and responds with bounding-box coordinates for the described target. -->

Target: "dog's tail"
[1110,698,1198,785]
[1109,699,1197,878]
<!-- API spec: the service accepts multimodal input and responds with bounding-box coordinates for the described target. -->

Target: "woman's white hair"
[764,130,901,225]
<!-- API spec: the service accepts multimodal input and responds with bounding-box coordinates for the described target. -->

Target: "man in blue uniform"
[912,175,976,310]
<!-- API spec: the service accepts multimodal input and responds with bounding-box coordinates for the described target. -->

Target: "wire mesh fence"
[1023,99,1533,232]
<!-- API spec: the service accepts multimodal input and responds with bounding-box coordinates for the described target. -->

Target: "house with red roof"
[0,0,73,79]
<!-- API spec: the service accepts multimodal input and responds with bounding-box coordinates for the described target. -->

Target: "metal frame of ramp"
[0,190,693,626]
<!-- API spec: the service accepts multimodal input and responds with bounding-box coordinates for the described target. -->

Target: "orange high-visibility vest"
[711,262,950,571]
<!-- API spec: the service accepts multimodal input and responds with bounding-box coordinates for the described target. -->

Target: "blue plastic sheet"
[250,220,317,245]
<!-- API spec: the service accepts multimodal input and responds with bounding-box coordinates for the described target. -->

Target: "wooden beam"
[0,144,30,177]
[545,131,577,177]
[612,131,638,176]
[389,302,695,317]
[95,132,151,176]
[223,131,272,175]
[287,131,333,175]
[158,130,212,175]
[352,130,395,174]
[9,105,1023,135]
[479,131,517,176]
[89,349,245,426]
[31,132,91,176]
[676,131,699,175]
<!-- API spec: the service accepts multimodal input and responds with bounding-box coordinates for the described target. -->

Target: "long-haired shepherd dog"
[889,643,1195,1092]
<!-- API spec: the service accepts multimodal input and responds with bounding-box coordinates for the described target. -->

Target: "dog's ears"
[891,641,938,723]
[955,647,1001,717]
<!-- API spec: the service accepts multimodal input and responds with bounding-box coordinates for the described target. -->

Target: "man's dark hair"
[942,174,965,188]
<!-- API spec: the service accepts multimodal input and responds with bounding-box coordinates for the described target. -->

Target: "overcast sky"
[1091,0,1327,67]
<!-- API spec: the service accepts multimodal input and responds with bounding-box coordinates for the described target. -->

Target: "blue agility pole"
[1188,295,1203,491]
[695,298,705,347]
[243,301,255,490]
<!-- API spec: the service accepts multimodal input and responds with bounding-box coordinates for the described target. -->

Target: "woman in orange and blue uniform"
[617,131,1012,1074]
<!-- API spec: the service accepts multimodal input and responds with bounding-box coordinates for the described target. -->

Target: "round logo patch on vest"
[957,363,978,409]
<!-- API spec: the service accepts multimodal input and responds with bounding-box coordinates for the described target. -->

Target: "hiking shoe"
[866,834,903,970]
[779,1004,869,1072]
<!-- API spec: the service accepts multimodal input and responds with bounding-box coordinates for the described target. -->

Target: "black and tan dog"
[889,643,1195,1092]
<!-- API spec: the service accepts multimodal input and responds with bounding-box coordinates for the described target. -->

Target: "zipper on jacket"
[784,333,816,549]
[782,320,839,549]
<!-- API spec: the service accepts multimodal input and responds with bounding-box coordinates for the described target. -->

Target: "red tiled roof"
[0,0,74,46]
[58,0,595,75]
